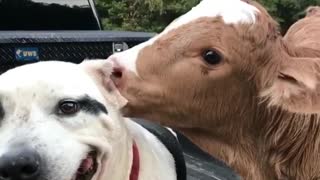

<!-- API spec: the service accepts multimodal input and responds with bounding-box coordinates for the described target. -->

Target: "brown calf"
[86,1,320,179]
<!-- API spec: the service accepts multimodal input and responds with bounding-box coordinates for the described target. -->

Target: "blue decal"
[15,48,39,61]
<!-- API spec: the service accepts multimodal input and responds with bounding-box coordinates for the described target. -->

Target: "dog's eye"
[58,100,80,115]
[202,49,222,65]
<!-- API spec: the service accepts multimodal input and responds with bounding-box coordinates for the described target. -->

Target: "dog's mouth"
[73,151,98,180]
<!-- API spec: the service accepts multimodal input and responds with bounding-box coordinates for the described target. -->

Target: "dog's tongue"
[78,156,94,174]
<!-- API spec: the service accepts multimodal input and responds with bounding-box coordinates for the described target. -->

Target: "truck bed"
[0,31,155,73]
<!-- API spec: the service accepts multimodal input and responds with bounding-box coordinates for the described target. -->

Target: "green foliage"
[95,0,200,32]
[257,0,320,33]
[96,0,320,33]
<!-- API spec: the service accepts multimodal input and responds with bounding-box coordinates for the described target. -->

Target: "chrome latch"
[112,42,129,53]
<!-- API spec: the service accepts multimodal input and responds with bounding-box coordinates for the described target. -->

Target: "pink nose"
[108,56,125,88]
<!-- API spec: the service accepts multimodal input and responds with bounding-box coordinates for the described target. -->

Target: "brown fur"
[95,1,320,179]
[284,7,320,57]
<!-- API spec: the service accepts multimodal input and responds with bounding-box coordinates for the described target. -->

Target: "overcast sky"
[31,0,88,6]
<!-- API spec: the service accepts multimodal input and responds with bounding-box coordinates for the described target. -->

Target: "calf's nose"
[111,65,125,88]
[0,147,41,180]
[108,48,139,76]
[108,56,126,89]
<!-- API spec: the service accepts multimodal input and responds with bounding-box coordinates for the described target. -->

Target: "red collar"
[129,140,140,180]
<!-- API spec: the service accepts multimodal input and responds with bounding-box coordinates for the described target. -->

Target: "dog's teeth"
[71,175,77,180]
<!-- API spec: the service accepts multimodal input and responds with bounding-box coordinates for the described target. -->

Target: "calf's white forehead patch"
[110,0,260,76]
[165,0,259,32]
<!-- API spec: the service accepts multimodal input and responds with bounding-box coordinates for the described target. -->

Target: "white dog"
[0,61,185,180]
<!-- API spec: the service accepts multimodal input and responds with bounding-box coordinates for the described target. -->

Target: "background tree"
[96,0,320,33]
[259,0,320,33]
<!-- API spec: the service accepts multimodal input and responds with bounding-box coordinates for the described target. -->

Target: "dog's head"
[0,61,128,180]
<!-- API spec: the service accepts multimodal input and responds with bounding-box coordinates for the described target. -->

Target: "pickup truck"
[0,0,240,179]
[0,0,155,73]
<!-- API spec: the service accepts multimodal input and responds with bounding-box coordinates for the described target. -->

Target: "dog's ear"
[80,60,128,109]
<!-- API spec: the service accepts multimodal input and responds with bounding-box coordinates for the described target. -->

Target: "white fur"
[0,61,177,180]
[164,0,259,31]
[109,0,259,76]
[125,120,176,180]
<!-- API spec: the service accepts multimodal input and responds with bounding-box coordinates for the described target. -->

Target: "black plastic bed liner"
[134,119,240,180]
[179,134,240,180]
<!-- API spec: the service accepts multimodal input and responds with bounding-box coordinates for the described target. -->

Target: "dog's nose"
[0,147,41,180]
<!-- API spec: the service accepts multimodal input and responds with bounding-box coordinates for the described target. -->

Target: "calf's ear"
[306,6,320,17]
[80,60,128,109]
[260,57,320,114]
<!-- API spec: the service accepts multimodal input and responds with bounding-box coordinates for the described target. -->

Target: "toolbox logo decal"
[15,48,39,61]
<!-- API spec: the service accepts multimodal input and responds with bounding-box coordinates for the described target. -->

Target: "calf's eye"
[58,100,80,115]
[202,49,222,65]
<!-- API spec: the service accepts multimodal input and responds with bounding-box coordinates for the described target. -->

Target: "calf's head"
[97,0,320,130]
